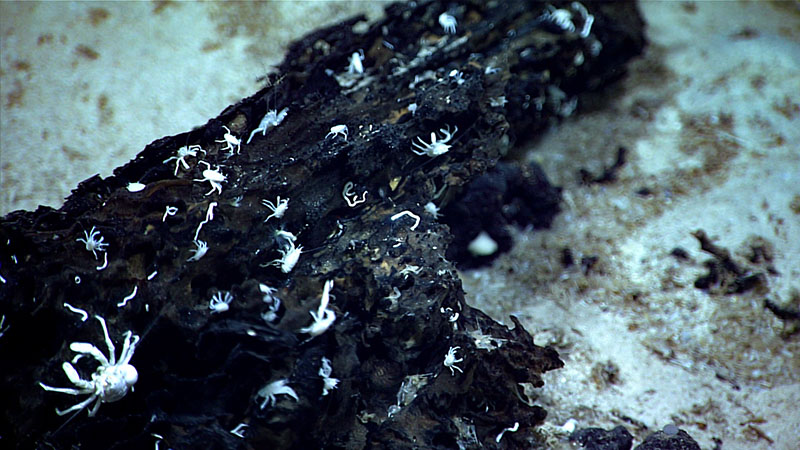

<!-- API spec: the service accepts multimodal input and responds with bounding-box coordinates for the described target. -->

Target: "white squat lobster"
[39,315,140,417]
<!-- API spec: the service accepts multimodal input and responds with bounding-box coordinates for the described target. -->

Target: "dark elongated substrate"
[0,1,645,448]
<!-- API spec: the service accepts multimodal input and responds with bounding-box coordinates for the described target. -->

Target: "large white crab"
[39,315,140,417]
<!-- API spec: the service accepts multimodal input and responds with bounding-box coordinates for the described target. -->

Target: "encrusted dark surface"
[0,1,645,448]
[571,425,634,450]
[634,429,700,450]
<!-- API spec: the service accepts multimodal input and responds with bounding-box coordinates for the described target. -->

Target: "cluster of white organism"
[539,2,594,38]
[399,264,422,278]
[247,107,289,144]
[440,307,459,324]
[299,280,336,337]
[468,328,506,352]
[411,125,457,157]
[77,226,109,259]
[39,315,139,417]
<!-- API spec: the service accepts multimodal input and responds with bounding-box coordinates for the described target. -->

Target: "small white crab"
[326,124,348,141]
[39,315,140,417]
[439,12,457,34]
[194,161,226,196]
[77,226,109,259]
[209,291,233,314]
[163,145,205,175]
[347,49,365,75]
[186,239,208,262]
[262,196,289,222]
[247,107,289,144]
[270,239,303,273]
[412,125,458,157]
[424,201,441,219]
[216,125,241,154]
[256,379,298,409]
[443,346,463,376]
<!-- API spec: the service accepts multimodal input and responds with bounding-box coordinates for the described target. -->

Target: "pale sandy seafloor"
[1,2,798,449]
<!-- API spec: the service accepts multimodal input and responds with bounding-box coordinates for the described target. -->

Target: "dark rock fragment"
[0,0,645,448]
